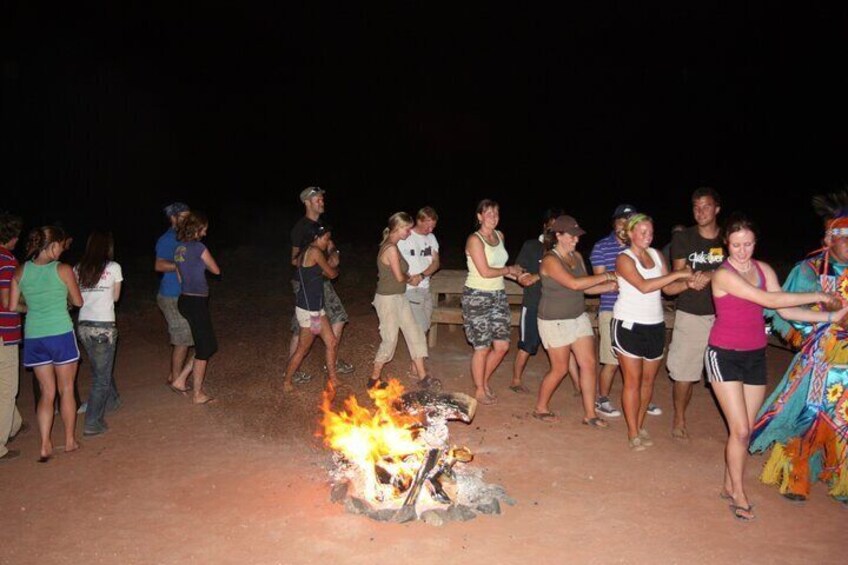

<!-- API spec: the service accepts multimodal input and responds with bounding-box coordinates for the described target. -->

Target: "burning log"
[397,390,477,424]
[401,448,442,510]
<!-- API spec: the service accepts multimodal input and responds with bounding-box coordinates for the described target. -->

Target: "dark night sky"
[3,3,848,266]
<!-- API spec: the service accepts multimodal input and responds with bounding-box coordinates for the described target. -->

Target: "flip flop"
[582,417,608,428]
[532,411,559,423]
[509,384,530,394]
[192,396,217,405]
[37,455,51,463]
[169,384,190,396]
[719,490,734,502]
[730,503,755,521]
[475,394,497,406]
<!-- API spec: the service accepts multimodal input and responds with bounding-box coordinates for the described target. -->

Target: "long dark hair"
[77,231,114,289]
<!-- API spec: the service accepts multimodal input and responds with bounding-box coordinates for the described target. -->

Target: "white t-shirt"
[76,261,123,322]
[397,230,439,290]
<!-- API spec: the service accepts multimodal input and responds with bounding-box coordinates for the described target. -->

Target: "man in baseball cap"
[155,202,195,388]
[289,187,354,382]
[299,186,325,203]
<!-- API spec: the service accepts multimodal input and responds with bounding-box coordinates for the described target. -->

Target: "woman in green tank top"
[369,212,439,391]
[10,226,83,462]
[532,216,617,426]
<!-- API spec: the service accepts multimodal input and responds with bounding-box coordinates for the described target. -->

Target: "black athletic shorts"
[704,345,767,386]
[611,318,665,361]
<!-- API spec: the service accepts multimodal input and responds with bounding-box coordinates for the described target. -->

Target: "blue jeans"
[78,322,119,432]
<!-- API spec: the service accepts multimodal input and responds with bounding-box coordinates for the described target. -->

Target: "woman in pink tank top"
[708,214,846,521]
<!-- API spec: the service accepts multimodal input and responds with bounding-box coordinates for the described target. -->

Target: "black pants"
[178,295,218,360]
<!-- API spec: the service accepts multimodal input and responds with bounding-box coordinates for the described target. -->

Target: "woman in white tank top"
[613,214,691,450]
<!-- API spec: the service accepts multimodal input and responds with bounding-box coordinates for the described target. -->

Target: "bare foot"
[192,392,216,405]
[64,442,81,453]
[475,391,497,405]
[283,381,295,393]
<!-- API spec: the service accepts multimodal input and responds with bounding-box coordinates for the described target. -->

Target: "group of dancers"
[2,186,847,523]
[287,187,848,522]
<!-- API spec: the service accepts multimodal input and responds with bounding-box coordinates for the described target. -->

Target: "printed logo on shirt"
[421,246,433,257]
[175,246,187,263]
[688,247,724,269]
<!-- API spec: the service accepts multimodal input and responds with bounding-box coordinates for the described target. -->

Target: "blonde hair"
[380,212,414,245]
[622,213,652,245]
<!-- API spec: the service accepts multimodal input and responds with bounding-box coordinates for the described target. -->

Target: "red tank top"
[708,260,767,350]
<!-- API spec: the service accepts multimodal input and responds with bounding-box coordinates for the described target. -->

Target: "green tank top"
[376,244,409,295]
[19,261,73,338]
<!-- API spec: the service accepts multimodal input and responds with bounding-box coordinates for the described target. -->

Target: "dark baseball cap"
[163,202,189,217]
[550,215,586,236]
[612,204,638,219]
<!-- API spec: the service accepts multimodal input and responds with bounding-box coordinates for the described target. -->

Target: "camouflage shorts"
[461,287,511,349]
[291,279,348,332]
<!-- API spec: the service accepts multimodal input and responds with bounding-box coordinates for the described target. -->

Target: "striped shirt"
[589,231,626,312]
[0,245,22,344]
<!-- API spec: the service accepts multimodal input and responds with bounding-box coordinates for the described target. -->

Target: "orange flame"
[320,379,426,502]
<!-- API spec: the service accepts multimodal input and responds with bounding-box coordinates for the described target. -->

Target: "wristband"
[828,312,833,323]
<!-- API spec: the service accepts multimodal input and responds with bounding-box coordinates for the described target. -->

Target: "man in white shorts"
[397,206,440,334]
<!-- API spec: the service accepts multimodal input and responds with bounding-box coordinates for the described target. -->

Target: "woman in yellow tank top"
[462,199,525,405]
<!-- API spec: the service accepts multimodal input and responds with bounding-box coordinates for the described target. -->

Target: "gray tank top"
[538,250,587,320]
[376,244,409,295]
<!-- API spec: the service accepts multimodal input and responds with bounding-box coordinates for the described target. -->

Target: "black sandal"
[367,378,388,390]
[418,375,442,391]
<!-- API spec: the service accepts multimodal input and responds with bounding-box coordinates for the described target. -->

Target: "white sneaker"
[595,396,622,418]
[77,402,88,414]
[646,403,662,416]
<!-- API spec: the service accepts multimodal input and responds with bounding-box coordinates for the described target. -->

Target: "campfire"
[320,380,514,524]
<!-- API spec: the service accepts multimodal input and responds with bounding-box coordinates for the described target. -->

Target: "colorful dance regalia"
[749,251,848,502]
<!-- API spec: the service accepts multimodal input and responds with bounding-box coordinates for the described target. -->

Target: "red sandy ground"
[1,247,843,564]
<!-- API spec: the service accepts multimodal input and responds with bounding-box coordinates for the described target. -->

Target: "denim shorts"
[23,331,80,368]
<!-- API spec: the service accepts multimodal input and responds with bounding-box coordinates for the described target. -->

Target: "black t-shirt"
[516,237,544,308]
[670,226,725,315]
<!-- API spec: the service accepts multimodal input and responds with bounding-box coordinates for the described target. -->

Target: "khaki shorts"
[667,311,715,382]
[295,306,326,329]
[538,313,594,350]
[157,294,194,347]
[597,310,617,366]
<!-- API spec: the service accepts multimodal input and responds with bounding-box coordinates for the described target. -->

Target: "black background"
[3,3,847,267]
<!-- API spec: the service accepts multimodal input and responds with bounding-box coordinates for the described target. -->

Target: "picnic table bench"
[427,269,676,347]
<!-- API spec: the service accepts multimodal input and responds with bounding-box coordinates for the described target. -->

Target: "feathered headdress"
[810,189,848,273]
